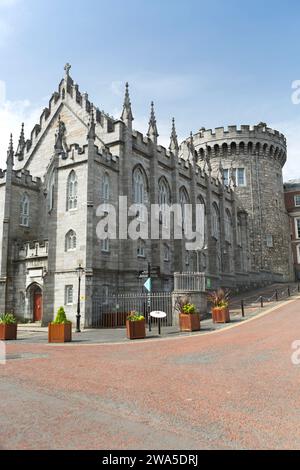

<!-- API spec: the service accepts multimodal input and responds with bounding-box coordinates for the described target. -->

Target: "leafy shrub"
[207,289,230,308]
[0,313,17,325]
[127,310,145,322]
[175,295,190,313]
[182,303,196,314]
[52,307,71,325]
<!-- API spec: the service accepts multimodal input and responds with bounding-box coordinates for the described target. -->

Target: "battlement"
[12,169,42,189]
[186,123,287,167]
[194,124,286,147]
[16,239,49,260]
[94,145,119,169]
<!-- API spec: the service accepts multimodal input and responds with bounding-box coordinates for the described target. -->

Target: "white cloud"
[0,81,42,169]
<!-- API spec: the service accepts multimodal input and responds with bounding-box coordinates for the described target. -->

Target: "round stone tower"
[190,123,293,281]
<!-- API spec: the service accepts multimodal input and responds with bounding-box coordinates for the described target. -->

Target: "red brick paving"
[1,298,300,450]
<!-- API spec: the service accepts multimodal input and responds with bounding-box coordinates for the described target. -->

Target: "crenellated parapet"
[183,123,287,167]
[15,239,49,260]
[12,169,42,190]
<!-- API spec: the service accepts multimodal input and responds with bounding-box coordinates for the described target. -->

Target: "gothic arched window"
[212,203,220,239]
[20,194,30,227]
[67,170,78,211]
[65,230,77,251]
[179,186,189,228]
[158,178,171,228]
[133,167,147,221]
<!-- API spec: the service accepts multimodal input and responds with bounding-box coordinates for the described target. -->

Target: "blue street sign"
[144,277,152,292]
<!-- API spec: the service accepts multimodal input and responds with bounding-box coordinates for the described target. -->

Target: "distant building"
[284,179,300,280]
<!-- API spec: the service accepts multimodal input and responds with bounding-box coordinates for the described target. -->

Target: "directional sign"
[139,267,161,277]
[144,277,152,292]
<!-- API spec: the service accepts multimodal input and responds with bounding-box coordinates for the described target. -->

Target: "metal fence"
[92,292,173,328]
[174,272,206,292]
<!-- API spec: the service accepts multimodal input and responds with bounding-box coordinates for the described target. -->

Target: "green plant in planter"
[51,307,71,325]
[0,313,17,325]
[127,310,145,322]
[182,303,196,314]
[207,288,230,308]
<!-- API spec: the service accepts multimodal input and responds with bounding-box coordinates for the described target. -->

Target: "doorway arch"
[27,283,43,322]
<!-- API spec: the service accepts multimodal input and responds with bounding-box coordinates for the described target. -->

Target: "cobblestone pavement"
[1,297,300,450]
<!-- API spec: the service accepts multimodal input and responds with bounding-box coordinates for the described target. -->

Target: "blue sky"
[0,0,300,179]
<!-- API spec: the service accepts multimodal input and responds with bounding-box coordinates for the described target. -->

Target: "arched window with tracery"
[20,193,30,227]
[179,186,190,229]
[158,178,171,228]
[133,167,147,221]
[65,230,77,251]
[67,170,78,211]
[212,203,220,239]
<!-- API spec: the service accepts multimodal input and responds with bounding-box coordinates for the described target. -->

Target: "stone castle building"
[0,65,294,326]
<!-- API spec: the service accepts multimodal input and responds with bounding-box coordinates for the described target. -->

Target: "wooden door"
[33,291,42,322]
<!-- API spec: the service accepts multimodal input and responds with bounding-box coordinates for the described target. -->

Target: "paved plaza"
[1,295,300,450]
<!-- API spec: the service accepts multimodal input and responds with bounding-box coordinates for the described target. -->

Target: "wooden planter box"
[126,319,146,340]
[179,313,201,332]
[0,323,17,341]
[212,307,230,323]
[48,323,72,343]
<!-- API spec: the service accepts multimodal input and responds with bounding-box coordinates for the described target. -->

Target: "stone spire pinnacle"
[169,117,179,154]
[121,82,133,123]
[16,123,25,161]
[6,133,14,167]
[147,101,159,143]
[188,131,196,163]
[87,107,96,140]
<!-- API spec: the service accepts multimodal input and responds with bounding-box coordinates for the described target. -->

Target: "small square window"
[65,285,73,305]
[236,168,246,187]
[294,195,300,207]
[296,219,300,239]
